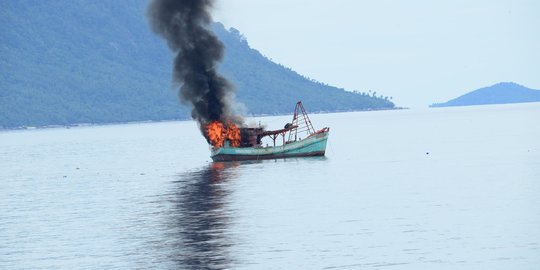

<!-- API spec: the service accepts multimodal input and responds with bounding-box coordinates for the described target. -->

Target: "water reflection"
[164,162,239,269]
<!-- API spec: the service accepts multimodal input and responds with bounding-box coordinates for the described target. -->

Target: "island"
[0,0,395,129]
[430,82,540,107]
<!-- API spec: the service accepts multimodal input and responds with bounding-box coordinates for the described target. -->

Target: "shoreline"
[0,107,406,132]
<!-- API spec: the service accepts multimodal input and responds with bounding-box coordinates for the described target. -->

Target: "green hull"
[211,130,329,162]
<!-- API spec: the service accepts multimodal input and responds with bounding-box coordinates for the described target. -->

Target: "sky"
[213,0,539,108]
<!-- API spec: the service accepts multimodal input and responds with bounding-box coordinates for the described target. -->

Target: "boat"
[210,101,330,161]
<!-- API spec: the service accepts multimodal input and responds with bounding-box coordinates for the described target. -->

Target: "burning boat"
[206,102,330,162]
[147,2,329,162]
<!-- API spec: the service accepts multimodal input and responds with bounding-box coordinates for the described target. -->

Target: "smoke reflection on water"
[161,162,240,269]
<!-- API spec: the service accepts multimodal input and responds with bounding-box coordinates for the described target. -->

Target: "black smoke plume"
[147,0,241,129]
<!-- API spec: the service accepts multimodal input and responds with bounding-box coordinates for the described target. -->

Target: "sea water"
[1,103,539,269]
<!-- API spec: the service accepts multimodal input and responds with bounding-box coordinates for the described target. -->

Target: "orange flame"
[206,121,225,147]
[205,121,241,148]
[227,123,240,147]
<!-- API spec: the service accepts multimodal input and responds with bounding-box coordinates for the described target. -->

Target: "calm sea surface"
[1,103,539,269]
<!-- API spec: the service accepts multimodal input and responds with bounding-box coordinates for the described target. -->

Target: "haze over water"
[1,103,539,269]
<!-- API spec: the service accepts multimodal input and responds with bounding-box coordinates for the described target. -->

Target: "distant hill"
[430,82,540,107]
[0,0,394,129]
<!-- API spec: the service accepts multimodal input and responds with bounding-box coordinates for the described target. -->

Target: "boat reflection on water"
[164,162,240,269]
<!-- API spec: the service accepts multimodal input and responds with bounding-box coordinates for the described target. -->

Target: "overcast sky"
[213,0,539,108]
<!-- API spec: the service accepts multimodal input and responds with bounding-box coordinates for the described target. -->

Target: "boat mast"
[288,101,316,142]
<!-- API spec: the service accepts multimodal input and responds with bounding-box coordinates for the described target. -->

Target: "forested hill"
[430,82,540,107]
[0,0,395,129]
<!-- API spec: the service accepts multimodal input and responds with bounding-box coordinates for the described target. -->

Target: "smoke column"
[147,0,241,130]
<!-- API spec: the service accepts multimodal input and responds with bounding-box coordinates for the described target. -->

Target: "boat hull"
[211,130,329,162]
